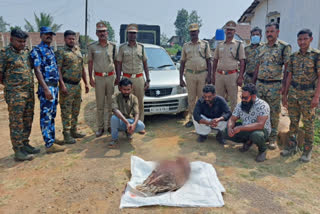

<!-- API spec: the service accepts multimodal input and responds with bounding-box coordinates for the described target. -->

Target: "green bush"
[315,109,320,145]
[165,44,182,56]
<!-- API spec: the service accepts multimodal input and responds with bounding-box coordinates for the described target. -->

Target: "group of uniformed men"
[1,19,319,163]
[0,22,149,161]
[181,20,319,162]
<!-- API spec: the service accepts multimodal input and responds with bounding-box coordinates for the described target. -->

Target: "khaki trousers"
[128,76,145,122]
[185,71,207,120]
[215,72,238,111]
[95,74,115,129]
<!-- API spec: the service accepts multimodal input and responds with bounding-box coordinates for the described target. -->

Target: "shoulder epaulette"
[88,41,98,46]
[278,40,290,46]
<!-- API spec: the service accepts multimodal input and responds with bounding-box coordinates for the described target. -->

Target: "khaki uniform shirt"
[181,40,211,71]
[288,48,320,85]
[0,45,34,92]
[116,42,147,74]
[257,40,291,81]
[244,43,263,74]
[56,45,83,83]
[112,92,139,119]
[214,39,245,71]
[88,41,116,74]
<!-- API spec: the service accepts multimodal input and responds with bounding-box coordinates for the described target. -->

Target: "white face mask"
[251,35,261,44]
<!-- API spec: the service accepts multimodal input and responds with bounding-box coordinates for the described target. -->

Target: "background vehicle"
[120,24,160,45]
[143,44,188,115]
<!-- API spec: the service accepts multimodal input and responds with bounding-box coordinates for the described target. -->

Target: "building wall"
[250,0,320,51]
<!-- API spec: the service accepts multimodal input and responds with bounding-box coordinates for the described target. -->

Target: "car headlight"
[176,85,187,94]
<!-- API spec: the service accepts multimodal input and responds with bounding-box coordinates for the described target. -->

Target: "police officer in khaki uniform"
[212,20,246,111]
[116,24,150,134]
[88,21,118,137]
[180,23,212,128]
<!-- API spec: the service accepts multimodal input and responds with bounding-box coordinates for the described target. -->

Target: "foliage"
[160,33,169,46]
[0,16,9,32]
[9,26,22,31]
[174,9,202,43]
[165,44,182,56]
[24,12,62,32]
[99,20,115,42]
[79,35,94,55]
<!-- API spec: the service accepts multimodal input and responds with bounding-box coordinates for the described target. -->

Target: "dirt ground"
[0,84,319,214]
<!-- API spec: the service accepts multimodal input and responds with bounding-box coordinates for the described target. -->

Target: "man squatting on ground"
[108,78,145,148]
[193,84,231,144]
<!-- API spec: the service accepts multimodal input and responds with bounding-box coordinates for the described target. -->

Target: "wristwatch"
[146,79,151,82]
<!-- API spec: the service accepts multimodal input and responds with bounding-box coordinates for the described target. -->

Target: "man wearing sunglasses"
[223,84,271,162]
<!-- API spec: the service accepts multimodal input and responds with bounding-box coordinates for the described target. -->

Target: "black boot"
[197,135,207,143]
[216,130,225,145]
[23,142,40,154]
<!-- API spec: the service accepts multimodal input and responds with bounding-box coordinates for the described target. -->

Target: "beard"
[241,100,254,113]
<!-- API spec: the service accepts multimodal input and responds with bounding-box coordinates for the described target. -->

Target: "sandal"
[108,140,119,148]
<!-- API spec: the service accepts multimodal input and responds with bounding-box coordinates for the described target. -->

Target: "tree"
[10,26,22,31]
[100,20,115,42]
[174,9,203,42]
[0,16,9,32]
[79,35,94,54]
[160,33,169,46]
[24,12,62,32]
[174,9,189,43]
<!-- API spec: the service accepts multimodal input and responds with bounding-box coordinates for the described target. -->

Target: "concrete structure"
[238,0,320,51]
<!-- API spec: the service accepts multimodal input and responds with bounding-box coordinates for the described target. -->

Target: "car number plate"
[149,106,169,112]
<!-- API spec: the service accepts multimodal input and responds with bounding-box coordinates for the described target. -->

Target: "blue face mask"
[251,35,261,44]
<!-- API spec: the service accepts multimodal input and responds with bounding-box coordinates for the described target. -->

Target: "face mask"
[251,35,261,44]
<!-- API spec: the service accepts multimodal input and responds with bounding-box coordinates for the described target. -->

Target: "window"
[267,11,280,26]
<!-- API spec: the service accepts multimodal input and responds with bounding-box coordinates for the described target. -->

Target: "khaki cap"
[96,22,107,31]
[189,23,199,31]
[127,24,138,32]
[224,20,237,30]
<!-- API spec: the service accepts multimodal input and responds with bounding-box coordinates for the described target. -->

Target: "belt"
[95,71,115,77]
[123,73,143,78]
[217,70,238,75]
[63,78,80,85]
[257,79,281,84]
[46,81,58,87]
[291,81,315,90]
[245,72,254,77]
[186,69,207,74]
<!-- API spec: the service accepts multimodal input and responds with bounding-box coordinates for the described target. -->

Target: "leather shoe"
[255,151,267,162]
[216,131,225,145]
[239,141,253,152]
[96,128,104,138]
[197,135,207,143]
[185,121,193,128]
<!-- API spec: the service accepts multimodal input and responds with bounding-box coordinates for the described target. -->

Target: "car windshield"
[145,47,176,70]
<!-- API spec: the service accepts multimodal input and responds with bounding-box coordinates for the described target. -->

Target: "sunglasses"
[241,95,251,101]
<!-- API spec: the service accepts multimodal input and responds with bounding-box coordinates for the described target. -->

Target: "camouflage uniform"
[287,48,320,151]
[256,40,291,143]
[244,43,262,84]
[0,45,34,151]
[56,45,83,133]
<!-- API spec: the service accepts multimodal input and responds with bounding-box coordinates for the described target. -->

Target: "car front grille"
[145,88,173,97]
[144,99,179,112]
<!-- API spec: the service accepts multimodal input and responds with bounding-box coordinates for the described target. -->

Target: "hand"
[209,118,220,128]
[233,126,241,135]
[180,79,186,87]
[60,85,68,95]
[90,78,95,88]
[236,76,243,87]
[311,96,319,108]
[228,128,235,137]
[282,96,288,109]
[44,88,53,100]
[114,78,120,86]
[206,75,211,84]
[85,84,89,93]
[144,81,150,90]
[127,124,135,135]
